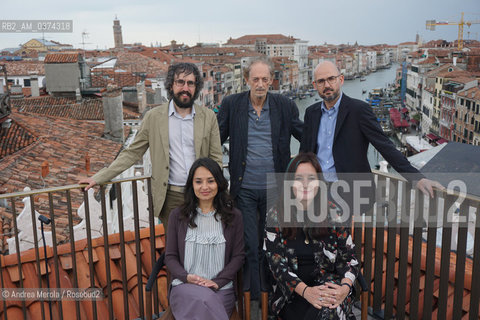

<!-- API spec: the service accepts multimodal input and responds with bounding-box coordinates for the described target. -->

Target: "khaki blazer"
[93,102,223,217]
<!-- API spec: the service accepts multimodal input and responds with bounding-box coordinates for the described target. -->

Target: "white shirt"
[168,100,196,186]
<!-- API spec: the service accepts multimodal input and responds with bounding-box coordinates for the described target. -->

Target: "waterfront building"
[224,34,310,88]
[455,86,480,145]
[20,38,73,53]
[435,70,476,141]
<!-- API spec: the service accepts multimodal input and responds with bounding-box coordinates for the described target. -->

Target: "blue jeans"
[235,187,276,300]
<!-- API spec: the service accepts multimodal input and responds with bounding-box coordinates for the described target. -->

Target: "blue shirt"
[316,92,343,182]
[242,97,276,189]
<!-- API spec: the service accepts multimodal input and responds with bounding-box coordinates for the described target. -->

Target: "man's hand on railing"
[78,177,97,191]
[416,178,445,198]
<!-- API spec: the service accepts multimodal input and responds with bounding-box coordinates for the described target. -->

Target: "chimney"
[10,85,23,99]
[102,84,124,143]
[453,57,457,66]
[30,75,40,97]
[85,152,91,172]
[136,81,146,113]
[75,88,82,102]
[41,161,49,178]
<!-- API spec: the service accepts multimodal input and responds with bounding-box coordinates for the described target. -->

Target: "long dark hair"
[180,158,234,228]
[165,62,204,101]
[276,152,329,240]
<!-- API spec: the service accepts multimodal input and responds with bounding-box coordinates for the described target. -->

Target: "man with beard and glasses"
[217,57,303,305]
[80,62,222,229]
[300,61,442,217]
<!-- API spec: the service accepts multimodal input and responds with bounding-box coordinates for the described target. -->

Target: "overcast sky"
[1,0,480,50]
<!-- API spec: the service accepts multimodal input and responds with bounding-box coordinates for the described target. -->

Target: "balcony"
[441,91,455,100]
[0,172,479,319]
[439,118,451,128]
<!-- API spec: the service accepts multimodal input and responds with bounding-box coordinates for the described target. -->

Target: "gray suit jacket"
[93,102,223,217]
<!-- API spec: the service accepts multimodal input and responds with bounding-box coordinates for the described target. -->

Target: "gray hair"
[243,56,274,79]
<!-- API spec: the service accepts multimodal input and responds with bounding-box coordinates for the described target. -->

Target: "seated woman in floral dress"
[264,152,359,320]
[165,157,245,320]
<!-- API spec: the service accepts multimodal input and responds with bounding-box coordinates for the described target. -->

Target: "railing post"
[396,181,411,319]
[115,183,130,319]
[29,195,47,320]
[99,186,114,320]
[82,189,98,320]
[66,190,82,320]
[422,191,439,320]
[48,193,63,320]
[409,189,425,320]
[469,201,480,319]
[132,180,145,318]
[10,198,27,319]
[437,194,455,320]
[384,178,398,319]
[452,199,470,318]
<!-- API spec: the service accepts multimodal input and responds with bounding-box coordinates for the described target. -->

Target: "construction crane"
[426,12,480,50]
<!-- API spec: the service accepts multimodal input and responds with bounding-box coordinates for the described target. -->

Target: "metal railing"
[0,176,167,320]
[355,170,480,319]
[0,171,479,319]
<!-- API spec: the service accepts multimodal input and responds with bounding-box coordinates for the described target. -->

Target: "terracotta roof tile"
[11,96,140,120]
[0,111,128,249]
[0,61,45,76]
[90,71,142,89]
[132,47,176,64]
[457,86,480,100]
[0,224,166,320]
[437,70,474,80]
[0,119,37,159]
[44,53,79,64]
[363,229,477,318]
[115,52,168,77]
[418,56,438,65]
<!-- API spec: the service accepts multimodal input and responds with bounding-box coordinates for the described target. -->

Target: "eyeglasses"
[314,75,341,87]
[174,79,196,88]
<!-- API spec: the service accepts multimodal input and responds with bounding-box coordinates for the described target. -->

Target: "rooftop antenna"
[80,30,92,55]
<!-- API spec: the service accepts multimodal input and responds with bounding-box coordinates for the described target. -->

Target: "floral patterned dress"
[264,205,359,320]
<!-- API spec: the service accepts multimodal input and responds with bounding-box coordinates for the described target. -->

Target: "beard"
[173,91,194,109]
[319,88,340,102]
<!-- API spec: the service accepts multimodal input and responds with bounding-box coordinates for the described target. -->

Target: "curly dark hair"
[165,62,204,101]
[276,152,329,240]
[180,158,234,228]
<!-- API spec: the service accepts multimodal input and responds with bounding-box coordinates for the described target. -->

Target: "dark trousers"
[235,187,276,300]
[158,189,184,231]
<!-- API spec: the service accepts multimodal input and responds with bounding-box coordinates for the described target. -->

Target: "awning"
[426,133,440,141]
[436,138,448,144]
[401,108,409,113]
[410,119,419,124]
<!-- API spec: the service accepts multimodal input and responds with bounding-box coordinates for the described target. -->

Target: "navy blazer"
[300,93,423,181]
[218,91,303,198]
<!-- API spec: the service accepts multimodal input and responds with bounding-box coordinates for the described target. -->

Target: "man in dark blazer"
[300,61,442,215]
[218,57,303,300]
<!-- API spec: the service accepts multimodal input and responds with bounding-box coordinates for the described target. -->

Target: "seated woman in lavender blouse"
[264,152,359,320]
[165,157,245,320]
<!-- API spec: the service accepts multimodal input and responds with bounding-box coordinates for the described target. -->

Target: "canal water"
[291,64,399,169]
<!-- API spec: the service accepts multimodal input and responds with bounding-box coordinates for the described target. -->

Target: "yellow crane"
[426,12,480,50]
